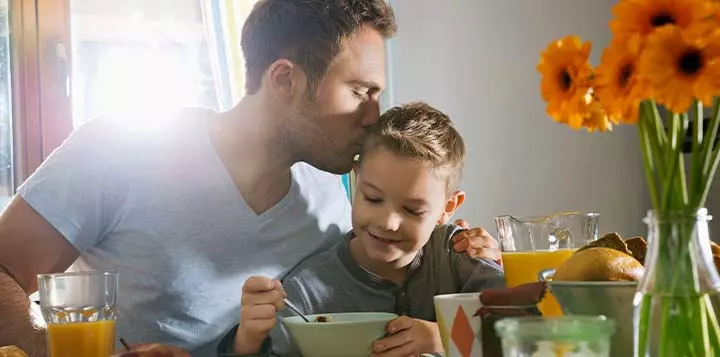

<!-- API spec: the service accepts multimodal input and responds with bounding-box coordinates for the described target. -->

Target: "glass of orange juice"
[494,212,599,316]
[38,271,119,357]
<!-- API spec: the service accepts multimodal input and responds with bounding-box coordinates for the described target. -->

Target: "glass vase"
[634,208,720,356]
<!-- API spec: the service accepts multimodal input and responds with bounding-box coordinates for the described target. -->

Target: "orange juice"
[501,249,575,316]
[47,320,115,357]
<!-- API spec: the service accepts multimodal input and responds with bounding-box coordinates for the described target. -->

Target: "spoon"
[283,298,311,322]
[119,338,131,352]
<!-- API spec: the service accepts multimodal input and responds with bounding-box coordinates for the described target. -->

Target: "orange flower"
[639,23,720,113]
[594,38,650,124]
[610,0,711,44]
[710,1,720,22]
[537,35,593,129]
[582,93,616,132]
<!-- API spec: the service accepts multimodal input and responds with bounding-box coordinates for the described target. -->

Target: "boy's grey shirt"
[226,224,505,356]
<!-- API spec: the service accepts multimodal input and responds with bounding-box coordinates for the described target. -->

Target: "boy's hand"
[452,223,502,265]
[371,317,443,357]
[234,277,286,354]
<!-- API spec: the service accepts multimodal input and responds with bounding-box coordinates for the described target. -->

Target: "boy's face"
[352,147,464,268]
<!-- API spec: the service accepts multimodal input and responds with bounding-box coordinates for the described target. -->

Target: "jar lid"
[494,315,616,341]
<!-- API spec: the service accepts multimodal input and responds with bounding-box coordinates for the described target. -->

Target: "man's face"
[289,27,387,174]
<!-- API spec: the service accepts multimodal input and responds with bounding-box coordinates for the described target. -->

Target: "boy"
[227,102,505,356]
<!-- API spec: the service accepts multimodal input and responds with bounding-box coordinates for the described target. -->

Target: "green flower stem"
[698,141,720,209]
[689,101,703,195]
[695,98,720,208]
[704,294,720,351]
[659,113,687,211]
[643,101,667,184]
[639,112,659,209]
[649,100,669,147]
[702,99,720,178]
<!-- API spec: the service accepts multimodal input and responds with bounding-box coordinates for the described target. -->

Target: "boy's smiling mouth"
[368,231,401,245]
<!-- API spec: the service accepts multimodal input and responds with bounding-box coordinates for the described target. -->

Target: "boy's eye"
[364,195,382,203]
[405,208,425,216]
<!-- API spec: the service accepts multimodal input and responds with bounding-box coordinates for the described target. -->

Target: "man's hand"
[371,316,443,357]
[452,219,502,265]
[110,343,190,357]
[233,277,286,355]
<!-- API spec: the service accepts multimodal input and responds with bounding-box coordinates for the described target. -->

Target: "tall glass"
[38,271,118,357]
[494,212,599,316]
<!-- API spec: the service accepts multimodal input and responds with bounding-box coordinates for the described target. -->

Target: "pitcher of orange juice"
[494,212,598,316]
[38,271,118,357]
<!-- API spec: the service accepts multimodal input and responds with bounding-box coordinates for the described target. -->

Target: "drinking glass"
[38,271,118,357]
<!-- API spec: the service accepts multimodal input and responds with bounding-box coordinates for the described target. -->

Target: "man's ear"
[438,190,466,224]
[266,59,307,100]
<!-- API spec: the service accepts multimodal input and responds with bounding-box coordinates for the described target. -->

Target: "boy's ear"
[438,190,466,225]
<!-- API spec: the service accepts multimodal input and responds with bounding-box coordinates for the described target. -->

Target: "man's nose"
[361,99,380,127]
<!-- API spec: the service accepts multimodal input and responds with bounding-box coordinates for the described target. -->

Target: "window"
[8,0,260,184]
[0,0,13,207]
[70,0,218,127]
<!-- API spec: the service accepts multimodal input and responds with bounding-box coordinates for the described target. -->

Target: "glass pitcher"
[494,212,599,316]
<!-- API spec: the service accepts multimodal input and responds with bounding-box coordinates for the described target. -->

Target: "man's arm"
[0,197,80,357]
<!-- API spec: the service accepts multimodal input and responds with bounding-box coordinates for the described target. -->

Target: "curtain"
[341,165,358,201]
[200,0,257,110]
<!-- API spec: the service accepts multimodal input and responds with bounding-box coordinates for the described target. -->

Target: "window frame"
[10,0,74,187]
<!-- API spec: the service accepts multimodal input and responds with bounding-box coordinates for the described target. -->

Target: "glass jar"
[495,316,615,357]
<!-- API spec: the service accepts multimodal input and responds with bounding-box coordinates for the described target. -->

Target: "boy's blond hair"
[359,101,465,194]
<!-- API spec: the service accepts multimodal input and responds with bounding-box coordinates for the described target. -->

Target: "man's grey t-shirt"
[17,110,352,356]
[262,224,506,356]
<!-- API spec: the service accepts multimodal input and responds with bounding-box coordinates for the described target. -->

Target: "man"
[0,1,498,356]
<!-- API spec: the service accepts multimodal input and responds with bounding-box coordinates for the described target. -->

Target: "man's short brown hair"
[360,102,466,194]
[241,0,397,95]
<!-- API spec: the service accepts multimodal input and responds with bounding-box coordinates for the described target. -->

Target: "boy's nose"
[377,211,401,232]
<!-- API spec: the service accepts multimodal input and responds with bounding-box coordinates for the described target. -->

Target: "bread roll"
[577,232,631,256]
[625,236,648,265]
[553,247,644,282]
[0,346,29,357]
[711,242,720,256]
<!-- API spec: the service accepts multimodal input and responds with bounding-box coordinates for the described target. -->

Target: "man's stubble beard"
[286,106,358,174]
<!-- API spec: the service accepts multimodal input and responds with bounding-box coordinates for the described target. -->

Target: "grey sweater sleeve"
[454,251,506,292]
[440,225,507,292]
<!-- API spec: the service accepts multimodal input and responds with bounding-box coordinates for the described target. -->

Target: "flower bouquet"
[537,0,720,355]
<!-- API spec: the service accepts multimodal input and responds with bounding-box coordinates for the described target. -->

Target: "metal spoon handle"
[283,298,310,322]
